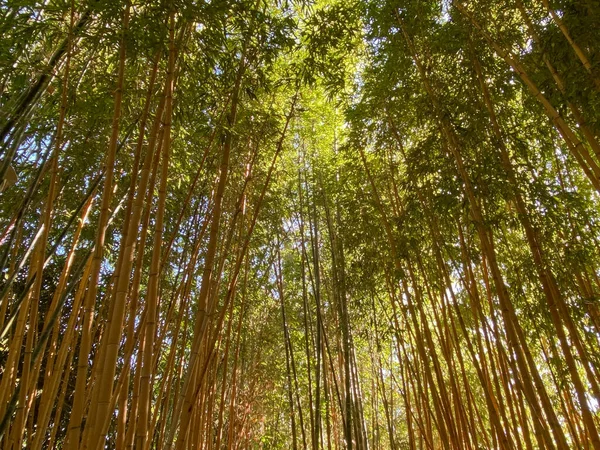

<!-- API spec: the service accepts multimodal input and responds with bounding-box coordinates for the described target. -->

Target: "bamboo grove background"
[1,0,600,448]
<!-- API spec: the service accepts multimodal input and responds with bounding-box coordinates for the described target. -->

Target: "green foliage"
[2,0,600,448]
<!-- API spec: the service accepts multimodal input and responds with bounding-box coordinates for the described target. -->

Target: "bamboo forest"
[4,0,600,449]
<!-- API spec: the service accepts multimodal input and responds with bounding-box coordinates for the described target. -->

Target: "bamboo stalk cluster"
[0,0,600,449]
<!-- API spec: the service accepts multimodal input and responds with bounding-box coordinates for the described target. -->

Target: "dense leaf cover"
[1,0,600,448]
